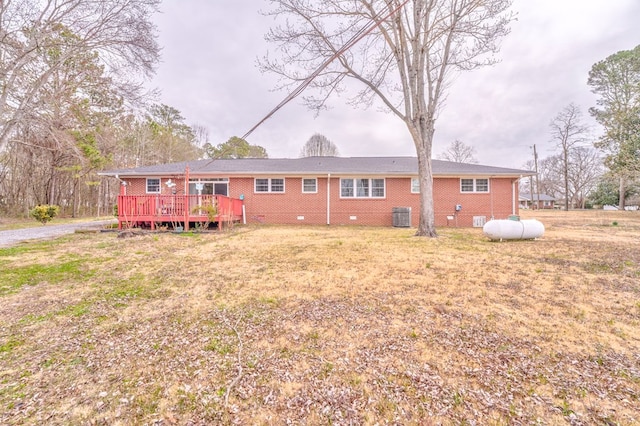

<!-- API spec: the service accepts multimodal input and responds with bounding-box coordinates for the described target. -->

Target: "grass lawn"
[0,210,638,425]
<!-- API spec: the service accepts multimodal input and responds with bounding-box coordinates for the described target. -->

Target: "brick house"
[519,192,556,210]
[99,156,532,229]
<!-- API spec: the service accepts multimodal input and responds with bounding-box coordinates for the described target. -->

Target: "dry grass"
[1,210,639,425]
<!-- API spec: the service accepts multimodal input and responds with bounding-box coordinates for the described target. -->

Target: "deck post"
[217,195,223,231]
[118,182,127,229]
[117,195,122,230]
[184,165,190,231]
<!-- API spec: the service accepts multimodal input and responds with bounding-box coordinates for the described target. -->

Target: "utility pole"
[532,144,540,210]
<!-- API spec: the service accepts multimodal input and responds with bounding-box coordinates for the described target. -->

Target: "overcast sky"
[148,0,640,168]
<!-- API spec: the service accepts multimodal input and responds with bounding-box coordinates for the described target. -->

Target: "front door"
[188,182,211,214]
[189,181,229,214]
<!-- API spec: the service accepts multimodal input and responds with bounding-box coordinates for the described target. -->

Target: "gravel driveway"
[0,219,117,248]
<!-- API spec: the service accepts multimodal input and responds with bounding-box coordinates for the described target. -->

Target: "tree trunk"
[416,152,436,237]
[48,173,56,206]
[72,179,79,218]
[412,118,437,237]
[564,148,570,211]
[619,176,626,210]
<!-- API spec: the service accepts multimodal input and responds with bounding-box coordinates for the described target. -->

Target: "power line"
[241,0,410,140]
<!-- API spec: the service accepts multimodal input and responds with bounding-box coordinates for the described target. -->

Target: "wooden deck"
[117,194,244,230]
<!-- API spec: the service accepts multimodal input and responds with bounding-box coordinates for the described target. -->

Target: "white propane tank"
[483,218,545,241]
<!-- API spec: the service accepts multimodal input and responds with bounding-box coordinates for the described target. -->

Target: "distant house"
[519,192,555,210]
[99,157,533,230]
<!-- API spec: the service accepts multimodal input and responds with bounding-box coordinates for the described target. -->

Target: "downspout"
[512,179,517,215]
[489,177,494,219]
[116,175,127,196]
[326,173,331,225]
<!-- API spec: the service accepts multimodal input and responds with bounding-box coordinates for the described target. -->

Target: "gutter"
[114,174,128,195]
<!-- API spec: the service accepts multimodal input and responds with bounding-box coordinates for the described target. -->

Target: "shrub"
[30,204,60,225]
[191,203,218,230]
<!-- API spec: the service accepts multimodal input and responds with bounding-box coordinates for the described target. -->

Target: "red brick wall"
[124,177,187,196]
[432,177,516,226]
[122,175,519,227]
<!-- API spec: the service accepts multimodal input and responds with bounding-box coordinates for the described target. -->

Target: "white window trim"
[411,177,420,194]
[460,178,490,193]
[302,178,318,194]
[254,178,285,193]
[340,178,386,199]
[146,178,160,194]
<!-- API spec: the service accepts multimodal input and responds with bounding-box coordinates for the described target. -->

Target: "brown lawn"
[0,210,639,425]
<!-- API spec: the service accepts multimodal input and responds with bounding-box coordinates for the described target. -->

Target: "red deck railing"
[117,194,244,230]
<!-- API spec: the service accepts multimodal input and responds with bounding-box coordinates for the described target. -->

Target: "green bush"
[30,204,60,225]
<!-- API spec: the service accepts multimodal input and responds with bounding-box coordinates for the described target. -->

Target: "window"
[340,178,385,198]
[461,179,474,192]
[302,178,317,193]
[475,179,489,192]
[356,179,369,197]
[255,178,269,192]
[460,178,489,193]
[146,178,160,193]
[255,178,285,193]
[271,178,284,192]
[371,179,385,197]
[411,178,420,193]
[341,179,354,197]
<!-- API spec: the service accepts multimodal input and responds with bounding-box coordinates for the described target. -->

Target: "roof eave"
[99,171,534,178]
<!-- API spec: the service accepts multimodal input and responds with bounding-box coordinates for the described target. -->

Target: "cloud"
[149,0,640,167]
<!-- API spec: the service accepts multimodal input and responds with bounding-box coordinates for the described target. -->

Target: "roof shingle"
[99,156,533,177]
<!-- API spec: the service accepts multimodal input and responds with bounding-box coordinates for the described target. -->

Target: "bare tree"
[437,140,478,163]
[192,124,211,151]
[535,148,603,209]
[0,0,161,150]
[549,103,590,210]
[300,133,340,157]
[537,155,563,200]
[261,0,514,236]
[568,147,604,208]
[519,159,535,194]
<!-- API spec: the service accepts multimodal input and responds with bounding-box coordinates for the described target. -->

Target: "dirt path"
[0,220,117,248]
